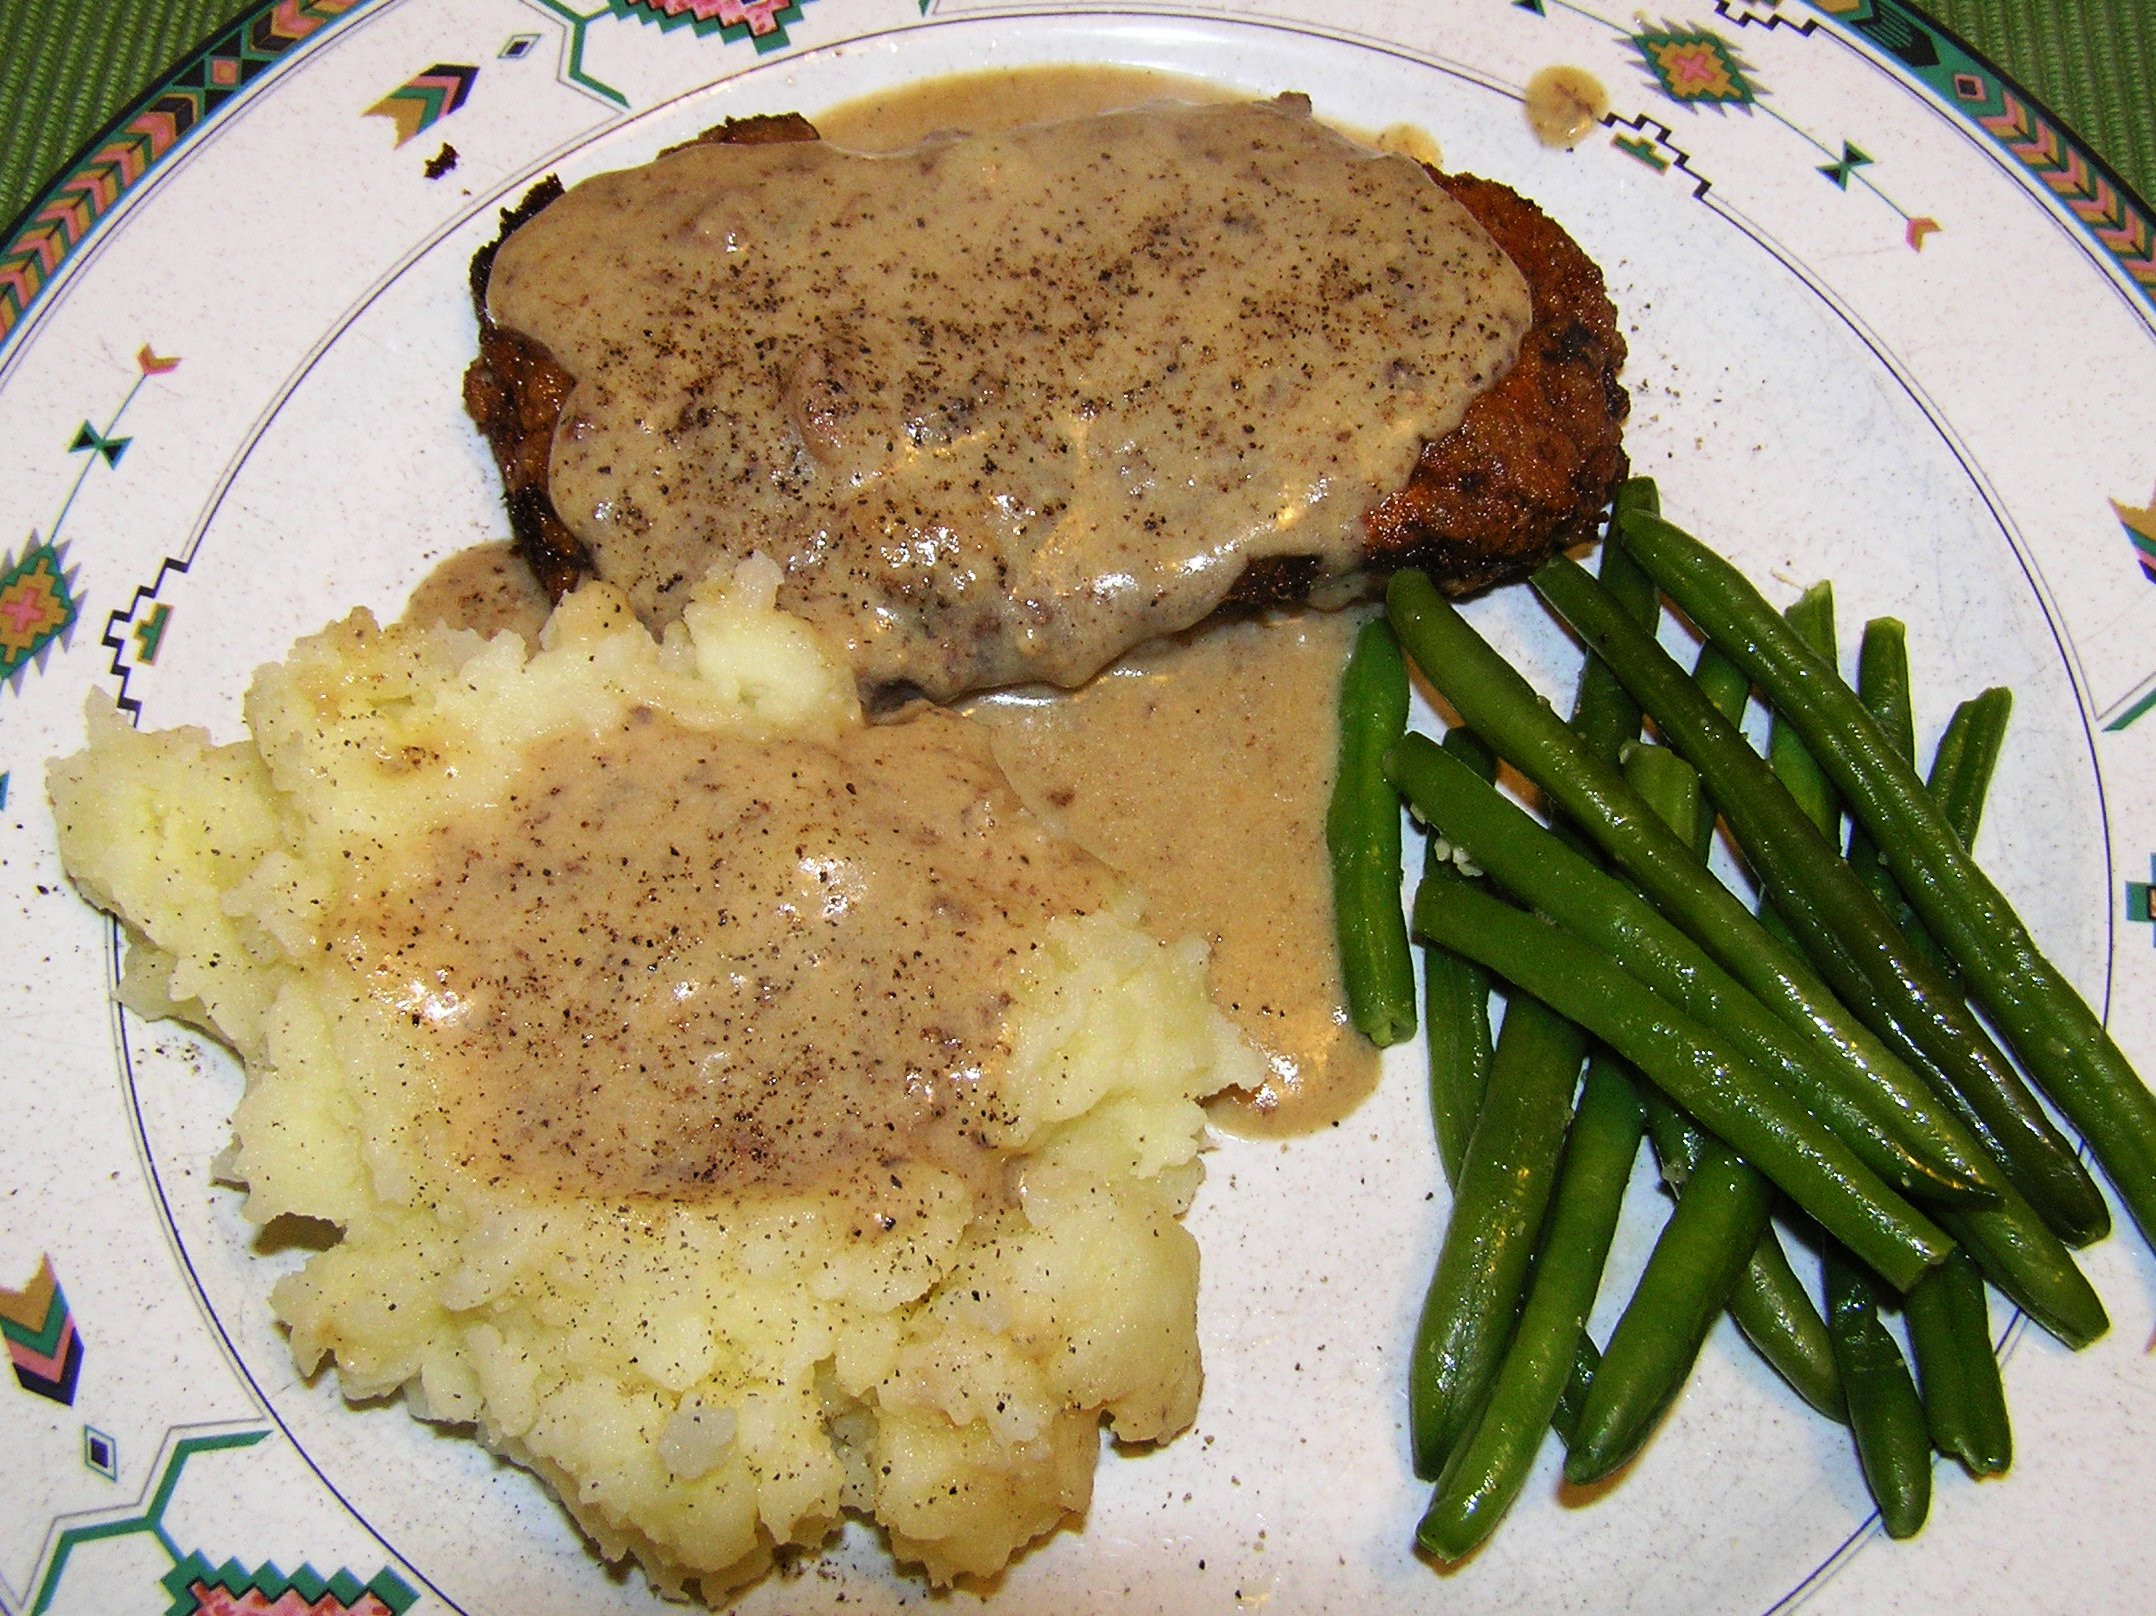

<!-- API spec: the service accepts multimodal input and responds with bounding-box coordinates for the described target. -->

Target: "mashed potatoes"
[48,559,1258,1597]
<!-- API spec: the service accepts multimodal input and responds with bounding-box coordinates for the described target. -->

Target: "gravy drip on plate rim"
[341,703,1113,1215]
[486,93,1531,700]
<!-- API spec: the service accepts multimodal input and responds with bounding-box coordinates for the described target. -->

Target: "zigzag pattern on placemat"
[0,0,364,352]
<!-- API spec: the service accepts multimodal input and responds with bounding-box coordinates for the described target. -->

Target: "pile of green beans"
[1320,478,2150,1561]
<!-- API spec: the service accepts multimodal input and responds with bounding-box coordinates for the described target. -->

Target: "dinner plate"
[5,2,2155,1611]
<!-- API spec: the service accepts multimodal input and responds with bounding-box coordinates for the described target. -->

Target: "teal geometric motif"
[69,421,131,468]
[2129,856,2155,942]
[134,601,174,664]
[518,2,630,105]
[83,1426,117,1480]
[33,1431,269,1613]
[161,1554,419,1616]
[1819,140,1874,188]
[30,1424,421,1614]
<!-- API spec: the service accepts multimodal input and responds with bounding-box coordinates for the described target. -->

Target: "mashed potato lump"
[48,559,1259,1596]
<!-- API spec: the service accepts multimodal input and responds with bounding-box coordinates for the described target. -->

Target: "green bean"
[1629,736,1846,1422]
[1386,572,1992,1210]
[1328,616,1415,1045]
[1552,1337,1598,1446]
[1903,1247,2012,1476]
[1857,617,1917,760]
[1408,992,1588,1477]
[1732,1215,1846,1421]
[1929,1195,2104,1348]
[1572,531,1660,767]
[1408,879,1950,1291]
[1633,1057,1844,1420]
[1423,857,1494,1191]
[1770,604,2086,1251]
[1380,595,2106,1344]
[1533,554,2106,1245]
[1511,527,1661,1461]
[1419,1055,1645,1557]
[1693,641,1753,733]
[1836,644,2106,1245]
[1616,507,2156,1258]
[1566,1092,1775,1483]
[1766,583,1842,842]
[1386,732,1985,1208]
[1888,673,2017,1473]
[1824,1246,1933,1538]
[1420,729,1500,1189]
[1413,523,1652,1476]
[1846,620,1943,976]
[1617,742,1704,855]
[1929,687,2013,849]
[1867,686,2012,989]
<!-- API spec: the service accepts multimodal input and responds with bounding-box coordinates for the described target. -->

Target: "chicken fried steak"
[463,99,1627,699]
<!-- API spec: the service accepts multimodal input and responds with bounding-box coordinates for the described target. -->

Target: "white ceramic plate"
[5,2,2155,1612]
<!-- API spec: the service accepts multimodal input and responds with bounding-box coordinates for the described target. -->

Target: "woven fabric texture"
[1,2,2151,241]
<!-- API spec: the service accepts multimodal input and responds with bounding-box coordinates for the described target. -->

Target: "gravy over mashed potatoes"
[48,560,1259,1596]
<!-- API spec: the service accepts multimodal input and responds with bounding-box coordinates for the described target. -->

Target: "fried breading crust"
[1360,170,1629,596]
[462,115,1627,642]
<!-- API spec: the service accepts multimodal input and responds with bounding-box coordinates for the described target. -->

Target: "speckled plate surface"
[4,2,2156,1612]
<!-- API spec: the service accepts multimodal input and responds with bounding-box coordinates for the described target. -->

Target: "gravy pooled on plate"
[970,609,1379,1133]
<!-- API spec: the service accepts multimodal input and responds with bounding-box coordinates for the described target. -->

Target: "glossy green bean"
[1385,571,1992,1210]
[1615,506,2156,1258]
[1419,1055,1644,1557]
[1408,879,1950,1291]
[1843,627,2103,1245]
[1420,730,1500,1189]
[1824,1247,1933,1538]
[1533,554,2106,1245]
[1766,583,1841,841]
[1692,640,1753,733]
[1328,616,1415,1045]
[1929,687,2013,849]
[1408,991,1588,1478]
[1636,1077,1845,1419]
[1732,1217,1846,1421]
[1566,1094,1774,1483]
[1846,620,1942,976]
[1385,732,1984,1208]
[1631,738,1845,1424]
[1903,1246,2012,1477]
[1552,1338,1598,1447]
